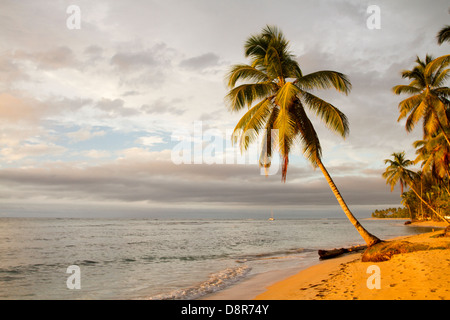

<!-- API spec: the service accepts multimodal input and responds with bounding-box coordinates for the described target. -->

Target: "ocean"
[0,217,435,300]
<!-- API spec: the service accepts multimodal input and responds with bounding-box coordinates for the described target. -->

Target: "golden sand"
[256,228,450,300]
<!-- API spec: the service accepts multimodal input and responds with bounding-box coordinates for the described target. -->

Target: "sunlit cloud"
[0,0,448,216]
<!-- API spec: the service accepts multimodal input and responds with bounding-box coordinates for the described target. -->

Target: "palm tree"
[383,152,449,224]
[382,152,417,195]
[414,134,450,181]
[392,55,450,146]
[225,25,381,246]
[437,25,450,45]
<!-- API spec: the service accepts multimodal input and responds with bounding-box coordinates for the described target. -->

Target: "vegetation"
[371,207,409,219]
[437,25,450,45]
[380,25,450,225]
[225,25,381,246]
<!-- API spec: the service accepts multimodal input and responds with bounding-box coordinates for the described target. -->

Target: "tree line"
[381,26,450,223]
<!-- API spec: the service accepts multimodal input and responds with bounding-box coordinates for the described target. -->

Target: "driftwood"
[318,244,367,260]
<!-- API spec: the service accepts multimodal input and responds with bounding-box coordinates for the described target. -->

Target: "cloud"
[180,52,221,70]
[110,51,157,71]
[0,142,66,163]
[0,93,43,124]
[96,98,139,117]
[140,98,186,116]
[67,126,106,143]
[0,150,399,210]
[110,43,174,71]
[14,46,81,70]
[136,136,165,147]
[0,0,448,216]
[82,149,111,159]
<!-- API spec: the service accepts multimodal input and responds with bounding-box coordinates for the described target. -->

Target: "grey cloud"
[141,98,186,116]
[84,45,104,57]
[96,98,139,117]
[179,53,220,70]
[110,43,173,71]
[0,159,398,209]
[111,52,157,71]
[0,53,29,88]
[109,43,176,87]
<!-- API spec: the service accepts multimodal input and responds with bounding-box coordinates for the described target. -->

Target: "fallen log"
[318,245,367,260]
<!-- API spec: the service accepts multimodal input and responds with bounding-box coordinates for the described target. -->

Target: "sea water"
[0,217,434,300]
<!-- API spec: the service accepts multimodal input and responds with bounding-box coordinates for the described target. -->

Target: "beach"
[205,221,450,300]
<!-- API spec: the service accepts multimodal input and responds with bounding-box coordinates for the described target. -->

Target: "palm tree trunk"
[316,158,382,246]
[408,183,449,225]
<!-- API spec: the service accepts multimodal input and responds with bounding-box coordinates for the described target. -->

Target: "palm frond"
[296,71,351,95]
[226,64,270,88]
[405,100,426,133]
[300,90,349,138]
[392,85,422,95]
[424,54,450,78]
[437,25,450,45]
[225,83,274,112]
[397,94,423,120]
[274,82,299,110]
[290,101,322,166]
[432,67,450,88]
[231,98,273,150]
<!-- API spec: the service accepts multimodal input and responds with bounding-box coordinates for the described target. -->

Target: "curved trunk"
[316,158,382,247]
[408,183,450,225]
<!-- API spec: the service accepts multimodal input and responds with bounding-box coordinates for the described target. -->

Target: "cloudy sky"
[0,0,449,218]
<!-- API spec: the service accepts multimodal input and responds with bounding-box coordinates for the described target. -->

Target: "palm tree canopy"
[414,132,450,179]
[382,151,418,194]
[437,25,450,45]
[225,25,351,181]
[392,54,450,141]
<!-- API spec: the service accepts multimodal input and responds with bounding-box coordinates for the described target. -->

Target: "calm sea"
[0,217,434,300]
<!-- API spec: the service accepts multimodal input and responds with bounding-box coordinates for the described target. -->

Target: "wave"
[148,265,251,300]
[234,247,314,263]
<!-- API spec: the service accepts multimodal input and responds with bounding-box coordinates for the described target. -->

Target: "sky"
[0,0,449,218]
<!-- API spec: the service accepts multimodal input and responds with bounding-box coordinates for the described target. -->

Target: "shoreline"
[202,224,449,300]
[256,228,450,300]
[366,218,448,229]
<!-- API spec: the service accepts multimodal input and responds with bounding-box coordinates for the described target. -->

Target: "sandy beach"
[204,222,450,300]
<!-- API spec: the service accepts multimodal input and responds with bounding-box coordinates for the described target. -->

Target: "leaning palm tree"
[383,152,449,224]
[225,25,381,246]
[392,55,450,146]
[437,25,450,45]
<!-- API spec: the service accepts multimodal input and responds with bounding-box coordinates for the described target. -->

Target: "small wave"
[79,260,99,265]
[155,253,229,263]
[148,265,251,300]
[234,248,312,263]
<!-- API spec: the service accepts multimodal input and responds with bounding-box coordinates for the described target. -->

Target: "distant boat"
[268,209,275,221]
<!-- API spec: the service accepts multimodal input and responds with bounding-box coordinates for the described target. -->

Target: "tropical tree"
[383,152,449,224]
[392,55,450,146]
[437,25,450,45]
[414,134,450,181]
[225,25,381,246]
[382,151,417,195]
